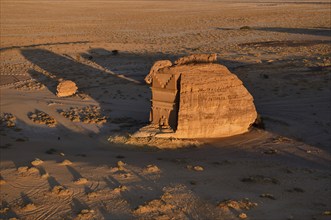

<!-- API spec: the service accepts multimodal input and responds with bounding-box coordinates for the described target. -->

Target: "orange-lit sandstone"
[145,55,257,138]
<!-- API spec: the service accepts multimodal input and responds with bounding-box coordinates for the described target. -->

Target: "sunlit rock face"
[56,80,78,97]
[145,54,257,138]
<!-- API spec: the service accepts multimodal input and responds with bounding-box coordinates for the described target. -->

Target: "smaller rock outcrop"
[56,80,77,97]
[174,53,217,65]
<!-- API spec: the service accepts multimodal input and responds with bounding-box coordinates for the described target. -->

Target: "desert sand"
[0,0,330,219]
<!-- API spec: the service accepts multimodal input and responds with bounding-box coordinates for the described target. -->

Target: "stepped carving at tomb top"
[140,54,257,138]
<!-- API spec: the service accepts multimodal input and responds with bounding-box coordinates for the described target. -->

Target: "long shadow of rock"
[104,173,163,210]
[20,48,330,151]
[21,49,151,134]
[70,198,90,218]
[21,48,136,98]
[238,39,331,48]
[256,27,331,37]
[82,48,181,83]
[47,176,62,190]
[20,192,33,205]
[216,27,331,37]
[66,165,83,181]
[28,69,58,94]
[4,48,331,219]
[0,41,90,52]
[0,200,18,219]
[216,57,331,151]
[2,106,330,217]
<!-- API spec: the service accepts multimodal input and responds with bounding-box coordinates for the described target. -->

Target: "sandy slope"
[1,1,331,219]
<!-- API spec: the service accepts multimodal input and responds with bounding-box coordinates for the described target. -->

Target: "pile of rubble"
[28,110,57,127]
[15,80,45,91]
[0,113,16,128]
[59,105,107,125]
[218,199,257,211]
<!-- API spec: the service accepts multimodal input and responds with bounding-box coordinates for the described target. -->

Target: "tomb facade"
[144,54,257,138]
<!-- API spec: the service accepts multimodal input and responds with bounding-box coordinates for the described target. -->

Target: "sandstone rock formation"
[56,80,77,97]
[143,54,257,138]
[145,60,172,84]
[174,53,217,65]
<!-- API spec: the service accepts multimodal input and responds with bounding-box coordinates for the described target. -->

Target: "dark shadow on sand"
[0,201,18,219]
[20,192,33,204]
[257,27,331,37]
[81,48,181,83]
[0,41,90,52]
[66,165,83,181]
[21,49,135,94]
[21,48,151,134]
[19,48,330,152]
[47,176,62,189]
[216,27,331,37]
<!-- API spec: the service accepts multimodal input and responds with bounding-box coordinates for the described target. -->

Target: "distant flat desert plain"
[0,1,330,220]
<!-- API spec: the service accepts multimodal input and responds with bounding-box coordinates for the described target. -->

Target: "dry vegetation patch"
[0,113,16,128]
[15,80,45,91]
[28,110,57,127]
[59,105,107,125]
[108,134,202,149]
